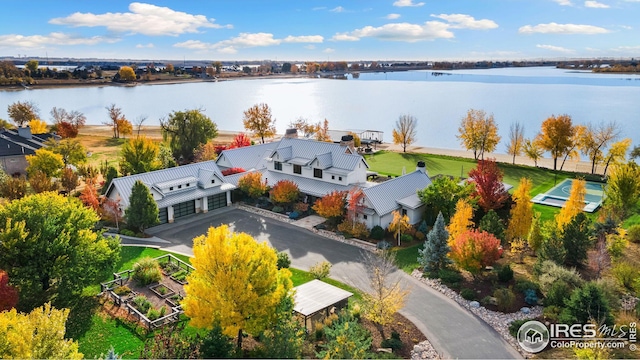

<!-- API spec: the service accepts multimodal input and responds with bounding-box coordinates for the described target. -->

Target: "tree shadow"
[65,295,101,339]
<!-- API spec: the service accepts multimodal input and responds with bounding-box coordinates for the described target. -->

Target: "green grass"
[392,243,424,274]
[76,314,145,359]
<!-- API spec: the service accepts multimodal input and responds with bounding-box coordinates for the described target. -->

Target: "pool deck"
[531,179,604,213]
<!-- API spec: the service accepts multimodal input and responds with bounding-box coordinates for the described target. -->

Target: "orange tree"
[535,114,574,171]
[449,230,502,274]
[312,190,347,225]
[238,172,268,200]
[270,180,300,207]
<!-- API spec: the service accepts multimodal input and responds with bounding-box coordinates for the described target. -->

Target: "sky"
[1,0,639,61]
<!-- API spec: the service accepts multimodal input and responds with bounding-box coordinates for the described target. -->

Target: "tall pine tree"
[418,212,452,273]
[125,180,159,233]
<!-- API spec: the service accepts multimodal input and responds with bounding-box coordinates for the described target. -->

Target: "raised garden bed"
[150,283,175,298]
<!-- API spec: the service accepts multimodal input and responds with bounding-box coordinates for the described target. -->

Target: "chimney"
[284,128,298,139]
[416,161,427,175]
[18,125,32,140]
[340,135,354,150]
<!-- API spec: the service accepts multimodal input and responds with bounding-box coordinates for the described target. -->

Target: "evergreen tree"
[125,180,159,233]
[418,212,452,273]
[528,214,544,253]
[199,323,234,359]
[539,223,566,265]
[562,282,614,325]
[316,312,372,359]
[261,296,305,359]
[562,213,592,267]
[479,209,506,245]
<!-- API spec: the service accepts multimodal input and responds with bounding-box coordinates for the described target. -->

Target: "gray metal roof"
[314,152,333,169]
[155,176,198,190]
[272,138,368,172]
[397,193,423,209]
[293,280,353,317]
[107,161,232,208]
[363,170,432,216]
[217,142,275,171]
[264,170,354,198]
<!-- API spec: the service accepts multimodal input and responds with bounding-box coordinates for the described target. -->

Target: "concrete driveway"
[141,207,521,359]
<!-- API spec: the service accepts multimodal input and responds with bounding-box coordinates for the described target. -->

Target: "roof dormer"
[154,176,198,194]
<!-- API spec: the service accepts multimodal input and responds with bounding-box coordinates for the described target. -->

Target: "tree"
[0,303,82,359]
[418,212,452,273]
[44,138,87,166]
[0,270,18,311]
[468,158,508,212]
[281,62,292,73]
[28,119,47,134]
[243,103,276,144]
[124,180,158,233]
[601,138,631,176]
[392,114,418,152]
[522,138,544,167]
[630,145,640,160]
[50,107,86,138]
[270,179,300,206]
[603,161,640,220]
[360,250,409,326]
[556,179,586,230]
[25,59,39,74]
[261,296,305,359]
[449,230,502,274]
[312,190,347,221]
[479,210,506,245]
[60,167,79,195]
[119,136,160,175]
[182,225,292,350]
[316,312,372,359]
[139,326,200,359]
[229,133,251,148]
[315,119,332,142]
[346,187,365,224]
[28,170,57,193]
[506,178,533,243]
[0,176,27,200]
[199,323,234,359]
[116,118,133,138]
[194,141,218,162]
[237,172,268,199]
[577,121,620,174]
[102,197,122,230]
[447,199,474,244]
[387,210,411,246]
[158,144,177,169]
[161,109,218,162]
[7,101,39,126]
[536,114,574,170]
[417,176,474,224]
[25,148,64,178]
[80,183,100,211]
[289,117,319,138]
[562,213,592,267]
[457,109,501,160]
[118,66,136,81]
[539,222,566,264]
[104,104,124,139]
[166,63,175,74]
[0,193,120,310]
[101,166,118,194]
[506,122,525,164]
[563,282,614,325]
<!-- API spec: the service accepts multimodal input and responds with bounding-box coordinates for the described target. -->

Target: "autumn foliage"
[238,172,268,199]
[270,180,300,205]
[468,158,508,212]
[221,167,246,176]
[0,270,18,311]
[447,199,474,244]
[230,133,252,148]
[80,183,100,211]
[556,179,586,230]
[449,230,503,274]
[506,177,533,242]
[312,191,347,219]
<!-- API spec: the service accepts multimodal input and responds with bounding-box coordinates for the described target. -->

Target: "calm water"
[2,67,639,152]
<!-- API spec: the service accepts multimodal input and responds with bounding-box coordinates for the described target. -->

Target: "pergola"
[293,279,353,330]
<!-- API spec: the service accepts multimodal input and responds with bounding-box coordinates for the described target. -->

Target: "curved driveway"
[141,208,521,359]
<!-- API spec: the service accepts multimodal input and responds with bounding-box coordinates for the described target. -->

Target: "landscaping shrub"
[418,220,428,234]
[563,282,614,325]
[276,252,291,269]
[272,206,284,213]
[480,296,493,306]
[400,234,413,243]
[627,225,640,243]
[113,285,131,296]
[309,261,332,280]
[612,262,639,291]
[380,331,403,351]
[337,220,369,239]
[133,295,151,313]
[523,289,538,306]
[415,231,425,241]
[544,280,571,307]
[200,323,234,360]
[537,260,583,296]
[293,202,309,213]
[171,269,187,282]
[438,269,463,284]
[508,319,530,338]
[132,257,162,285]
[314,323,324,341]
[607,234,628,259]
[514,279,540,294]
[460,288,476,300]
[146,307,161,321]
[493,287,516,312]
[542,305,562,322]
[496,264,514,283]
[370,225,385,240]
[120,229,136,237]
[288,211,299,219]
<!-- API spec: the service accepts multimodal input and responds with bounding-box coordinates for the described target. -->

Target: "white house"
[105,160,235,224]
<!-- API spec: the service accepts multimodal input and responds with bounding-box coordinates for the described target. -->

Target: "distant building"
[0,126,59,175]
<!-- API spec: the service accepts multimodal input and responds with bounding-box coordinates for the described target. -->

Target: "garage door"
[173,200,195,219]
[207,193,227,211]
[158,207,168,224]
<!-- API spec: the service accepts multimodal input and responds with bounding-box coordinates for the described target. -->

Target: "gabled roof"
[0,129,58,157]
[362,170,432,216]
[217,142,275,170]
[106,161,233,208]
[293,279,353,317]
[264,170,353,198]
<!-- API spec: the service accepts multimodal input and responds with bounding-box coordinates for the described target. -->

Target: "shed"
[293,279,353,330]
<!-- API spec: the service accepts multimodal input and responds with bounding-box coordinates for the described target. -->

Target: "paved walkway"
[133,208,521,359]
[292,214,326,230]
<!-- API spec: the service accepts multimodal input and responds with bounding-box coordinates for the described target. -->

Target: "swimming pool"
[531,178,605,213]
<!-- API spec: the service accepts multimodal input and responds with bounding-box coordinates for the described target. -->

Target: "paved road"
[137,207,521,359]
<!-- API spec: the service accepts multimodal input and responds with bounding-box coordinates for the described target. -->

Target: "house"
[105,161,235,224]
[0,126,59,175]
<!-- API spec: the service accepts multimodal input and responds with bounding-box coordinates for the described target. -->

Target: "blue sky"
[1,0,638,61]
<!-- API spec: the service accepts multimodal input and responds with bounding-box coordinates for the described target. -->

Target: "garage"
[158,207,168,224]
[207,193,227,211]
[173,200,196,219]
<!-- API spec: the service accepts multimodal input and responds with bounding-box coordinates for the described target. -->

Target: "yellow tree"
[118,66,136,81]
[0,303,82,359]
[457,109,500,160]
[182,225,292,350]
[28,119,48,134]
[243,103,276,144]
[315,119,332,142]
[506,178,533,242]
[577,121,620,174]
[535,114,574,170]
[360,251,409,326]
[238,172,269,199]
[447,198,474,244]
[522,139,544,167]
[392,114,417,152]
[26,148,64,178]
[387,210,410,246]
[556,179,586,230]
[601,138,631,176]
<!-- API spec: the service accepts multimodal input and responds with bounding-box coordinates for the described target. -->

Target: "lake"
[2,66,639,153]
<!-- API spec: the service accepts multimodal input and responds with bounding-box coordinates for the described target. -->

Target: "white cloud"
[431,14,498,30]
[49,2,232,36]
[386,13,401,19]
[173,39,212,50]
[393,0,425,7]
[330,6,345,13]
[536,44,574,53]
[304,45,316,50]
[323,48,335,53]
[312,6,326,11]
[0,32,117,48]
[552,0,573,5]
[584,0,609,7]
[519,22,610,34]
[619,25,633,30]
[333,21,454,42]
[283,35,324,43]
[135,43,154,48]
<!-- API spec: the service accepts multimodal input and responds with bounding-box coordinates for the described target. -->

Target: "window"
[293,165,302,174]
[211,179,215,184]
[274,161,282,171]
[178,185,182,189]
[186,183,190,187]
[169,187,174,191]
[363,214,368,220]
[331,175,335,180]
[338,176,343,181]
[314,168,322,179]
[402,208,407,216]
